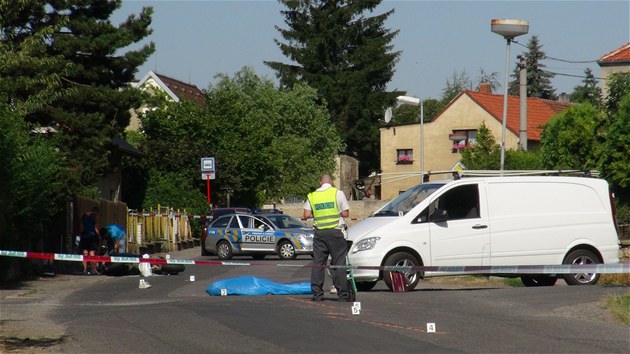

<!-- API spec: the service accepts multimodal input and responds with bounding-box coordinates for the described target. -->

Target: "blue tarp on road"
[206,276,311,296]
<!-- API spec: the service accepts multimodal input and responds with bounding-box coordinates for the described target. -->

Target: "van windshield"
[373,182,445,217]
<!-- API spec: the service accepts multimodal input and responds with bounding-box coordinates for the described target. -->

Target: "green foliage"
[605,294,630,325]
[142,169,208,212]
[600,93,630,199]
[460,122,500,170]
[266,0,401,175]
[604,72,630,116]
[475,68,501,93]
[441,69,472,103]
[0,102,62,252]
[504,149,543,170]
[137,68,342,208]
[570,68,602,106]
[539,103,601,170]
[204,68,343,206]
[509,35,557,100]
[0,0,155,197]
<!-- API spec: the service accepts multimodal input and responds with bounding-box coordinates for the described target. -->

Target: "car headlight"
[351,237,381,253]
[298,234,313,242]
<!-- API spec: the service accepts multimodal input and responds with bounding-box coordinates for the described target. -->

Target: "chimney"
[478,82,492,94]
[558,92,569,103]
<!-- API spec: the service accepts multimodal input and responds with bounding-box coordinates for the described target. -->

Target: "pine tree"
[508,35,557,100]
[0,0,154,195]
[570,68,601,106]
[265,0,401,175]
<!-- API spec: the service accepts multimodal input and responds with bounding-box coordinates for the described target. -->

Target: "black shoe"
[312,295,324,301]
[338,293,352,302]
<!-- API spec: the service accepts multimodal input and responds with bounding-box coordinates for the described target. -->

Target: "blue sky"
[115,0,630,100]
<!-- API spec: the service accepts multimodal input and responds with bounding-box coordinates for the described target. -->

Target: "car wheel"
[382,252,420,291]
[562,249,601,285]
[216,240,233,260]
[278,241,296,260]
[251,254,266,260]
[355,281,377,292]
[521,275,557,287]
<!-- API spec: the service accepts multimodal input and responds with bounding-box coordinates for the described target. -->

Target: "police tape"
[1,249,629,274]
[126,211,359,221]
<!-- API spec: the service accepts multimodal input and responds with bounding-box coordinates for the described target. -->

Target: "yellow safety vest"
[307,187,339,230]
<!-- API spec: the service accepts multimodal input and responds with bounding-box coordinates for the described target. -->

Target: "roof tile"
[598,42,630,63]
[465,90,571,140]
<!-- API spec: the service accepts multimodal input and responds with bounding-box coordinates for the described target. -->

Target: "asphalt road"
[1,247,629,353]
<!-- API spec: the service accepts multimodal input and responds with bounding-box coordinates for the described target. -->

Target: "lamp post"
[491,19,528,175]
[396,95,424,178]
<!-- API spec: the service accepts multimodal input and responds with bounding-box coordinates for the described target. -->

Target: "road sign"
[201,157,215,173]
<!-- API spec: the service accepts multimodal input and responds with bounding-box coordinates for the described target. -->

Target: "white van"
[347,176,620,291]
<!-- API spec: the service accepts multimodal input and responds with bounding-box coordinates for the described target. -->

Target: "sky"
[114,0,630,100]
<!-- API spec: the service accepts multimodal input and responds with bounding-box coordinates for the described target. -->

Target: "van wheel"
[216,240,233,260]
[382,252,420,291]
[521,275,557,287]
[562,249,601,285]
[278,241,297,260]
[355,281,377,292]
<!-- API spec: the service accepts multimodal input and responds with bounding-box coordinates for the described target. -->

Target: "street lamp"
[395,95,424,178]
[491,19,528,175]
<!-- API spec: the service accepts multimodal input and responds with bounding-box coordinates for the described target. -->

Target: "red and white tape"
[1,250,628,274]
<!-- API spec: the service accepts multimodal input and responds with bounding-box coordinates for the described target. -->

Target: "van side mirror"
[430,208,449,223]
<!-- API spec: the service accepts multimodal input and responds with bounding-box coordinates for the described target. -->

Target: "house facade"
[129,70,205,131]
[379,89,570,200]
[597,42,630,99]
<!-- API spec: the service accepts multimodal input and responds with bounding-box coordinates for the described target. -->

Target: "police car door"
[238,215,275,252]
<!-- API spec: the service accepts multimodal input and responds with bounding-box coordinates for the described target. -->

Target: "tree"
[599,92,630,203]
[570,68,601,106]
[0,101,62,279]
[475,68,501,93]
[138,68,343,208]
[508,35,557,100]
[205,68,343,206]
[266,0,401,175]
[604,72,630,116]
[460,121,500,170]
[441,69,472,103]
[0,0,155,196]
[539,103,600,170]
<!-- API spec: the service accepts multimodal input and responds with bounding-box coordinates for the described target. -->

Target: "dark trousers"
[311,228,349,298]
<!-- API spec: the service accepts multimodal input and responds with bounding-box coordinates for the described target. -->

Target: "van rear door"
[427,182,491,266]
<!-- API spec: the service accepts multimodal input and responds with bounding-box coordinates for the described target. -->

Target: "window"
[449,130,477,153]
[396,149,413,164]
[430,184,480,221]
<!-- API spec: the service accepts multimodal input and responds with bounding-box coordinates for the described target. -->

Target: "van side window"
[434,184,480,221]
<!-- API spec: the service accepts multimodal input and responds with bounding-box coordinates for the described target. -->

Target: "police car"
[202,213,314,260]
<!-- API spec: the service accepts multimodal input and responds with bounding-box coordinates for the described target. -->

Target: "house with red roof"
[128,70,205,131]
[378,87,570,200]
[597,42,630,98]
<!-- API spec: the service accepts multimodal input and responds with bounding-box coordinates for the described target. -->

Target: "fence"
[126,206,194,253]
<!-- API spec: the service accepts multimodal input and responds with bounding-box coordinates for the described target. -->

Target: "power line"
[513,41,598,64]
[541,69,603,80]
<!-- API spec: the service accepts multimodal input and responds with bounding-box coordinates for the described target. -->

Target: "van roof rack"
[456,170,599,178]
[379,170,599,184]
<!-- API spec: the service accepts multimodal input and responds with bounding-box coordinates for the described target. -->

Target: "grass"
[599,272,630,285]
[605,295,630,325]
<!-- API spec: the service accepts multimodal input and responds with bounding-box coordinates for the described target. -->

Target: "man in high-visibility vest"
[303,174,351,301]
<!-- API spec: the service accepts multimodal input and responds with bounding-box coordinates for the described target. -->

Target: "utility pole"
[518,54,528,151]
